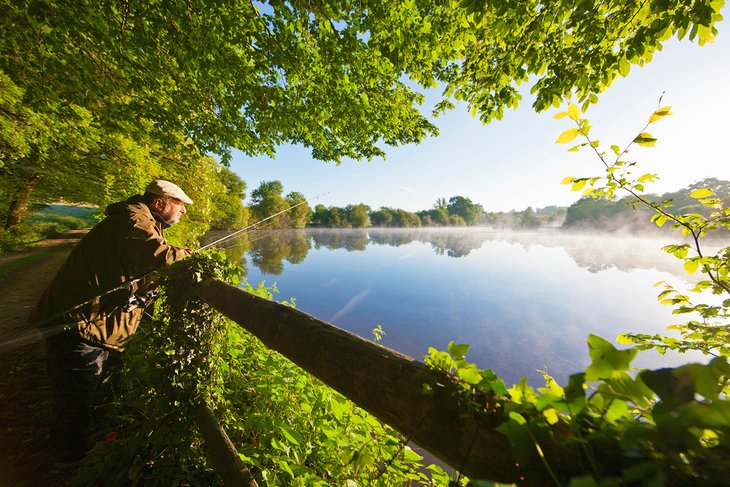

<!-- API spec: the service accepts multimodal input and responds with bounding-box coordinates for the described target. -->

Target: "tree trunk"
[4,172,42,230]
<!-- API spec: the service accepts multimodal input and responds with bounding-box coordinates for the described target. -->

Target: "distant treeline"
[563,178,729,235]
[310,197,566,229]
[220,177,729,234]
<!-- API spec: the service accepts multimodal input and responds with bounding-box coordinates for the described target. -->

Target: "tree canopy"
[1,0,724,233]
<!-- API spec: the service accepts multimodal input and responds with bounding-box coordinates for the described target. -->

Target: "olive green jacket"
[32,195,190,351]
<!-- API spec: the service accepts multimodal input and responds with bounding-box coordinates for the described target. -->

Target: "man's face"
[156,197,187,224]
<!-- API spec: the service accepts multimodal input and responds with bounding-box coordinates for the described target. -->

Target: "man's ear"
[150,197,164,211]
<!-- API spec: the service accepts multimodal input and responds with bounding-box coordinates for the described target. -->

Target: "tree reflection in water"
[211,228,688,280]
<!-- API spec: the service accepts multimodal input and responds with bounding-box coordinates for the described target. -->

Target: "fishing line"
[214,220,278,252]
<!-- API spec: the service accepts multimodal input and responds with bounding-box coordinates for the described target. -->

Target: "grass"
[0,204,97,255]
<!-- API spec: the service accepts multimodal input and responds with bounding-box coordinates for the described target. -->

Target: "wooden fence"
[187,278,592,485]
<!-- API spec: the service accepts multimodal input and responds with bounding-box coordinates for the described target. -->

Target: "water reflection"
[248,230,312,275]
[207,228,688,280]
[214,228,705,386]
[312,229,369,252]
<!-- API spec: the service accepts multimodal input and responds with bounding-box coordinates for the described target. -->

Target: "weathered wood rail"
[192,278,584,484]
[193,402,259,487]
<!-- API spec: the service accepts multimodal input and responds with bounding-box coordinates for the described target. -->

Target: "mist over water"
[221,228,708,386]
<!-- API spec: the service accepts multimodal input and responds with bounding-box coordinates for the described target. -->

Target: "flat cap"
[145,179,193,204]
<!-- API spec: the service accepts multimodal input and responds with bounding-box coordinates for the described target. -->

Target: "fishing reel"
[122,288,159,312]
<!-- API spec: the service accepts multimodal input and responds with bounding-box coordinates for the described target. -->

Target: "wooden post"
[194,278,582,483]
[192,402,259,487]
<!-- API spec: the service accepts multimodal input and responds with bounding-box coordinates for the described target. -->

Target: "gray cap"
[145,179,193,204]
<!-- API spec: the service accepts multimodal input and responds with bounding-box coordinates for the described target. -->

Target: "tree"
[517,207,541,229]
[447,196,482,226]
[284,191,311,229]
[310,204,330,227]
[558,101,730,359]
[424,198,449,226]
[249,180,288,227]
[210,168,249,230]
[344,204,371,228]
[369,207,394,227]
[393,209,421,228]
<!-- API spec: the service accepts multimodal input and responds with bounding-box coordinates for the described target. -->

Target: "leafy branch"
[556,99,729,358]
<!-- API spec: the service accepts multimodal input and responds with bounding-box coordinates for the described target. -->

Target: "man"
[32,179,193,461]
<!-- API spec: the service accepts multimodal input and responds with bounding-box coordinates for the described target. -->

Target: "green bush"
[71,252,444,486]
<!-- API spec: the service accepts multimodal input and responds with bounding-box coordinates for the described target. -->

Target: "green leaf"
[585,334,637,381]
[279,424,303,445]
[496,414,535,464]
[556,127,580,144]
[568,476,600,487]
[457,363,483,384]
[448,341,470,360]
[561,176,575,185]
[633,133,657,147]
[619,59,630,77]
[684,259,700,274]
[508,411,527,425]
[553,111,569,119]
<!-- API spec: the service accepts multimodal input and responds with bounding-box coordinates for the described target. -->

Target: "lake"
[212,227,707,387]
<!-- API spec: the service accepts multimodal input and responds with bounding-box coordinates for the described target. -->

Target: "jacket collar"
[150,211,171,229]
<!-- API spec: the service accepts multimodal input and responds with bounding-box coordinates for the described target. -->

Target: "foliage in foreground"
[71,251,444,486]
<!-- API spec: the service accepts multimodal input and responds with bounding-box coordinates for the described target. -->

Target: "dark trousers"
[46,331,124,457]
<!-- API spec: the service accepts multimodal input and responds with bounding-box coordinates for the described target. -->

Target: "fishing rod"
[198,192,327,252]
[0,192,328,351]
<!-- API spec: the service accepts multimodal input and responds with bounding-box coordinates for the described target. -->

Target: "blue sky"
[230,30,730,213]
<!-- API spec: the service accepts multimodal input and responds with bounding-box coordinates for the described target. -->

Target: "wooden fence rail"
[193,278,582,484]
[192,402,259,487]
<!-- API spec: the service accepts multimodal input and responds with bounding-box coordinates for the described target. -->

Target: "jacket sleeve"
[120,220,191,276]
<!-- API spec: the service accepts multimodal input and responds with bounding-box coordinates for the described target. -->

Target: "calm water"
[215,228,706,387]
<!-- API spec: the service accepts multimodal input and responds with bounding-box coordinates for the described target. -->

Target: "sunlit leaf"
[556,127,580,144]
[561,176,575,185]
[684,260,700,273]
[585,334,637,381]
[457,363,483,384]
[448,341,470,360]
[568,103,581,121]
[572,179,587,191]
[648,106,672,123]
[689,188,714,199]
[634,133,657,147]
[619,59,630,76]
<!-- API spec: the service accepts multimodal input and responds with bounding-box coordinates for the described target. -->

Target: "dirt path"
[0,230,86,486]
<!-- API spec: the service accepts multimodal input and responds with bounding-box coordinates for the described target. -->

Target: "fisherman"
[31,179,193,461]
